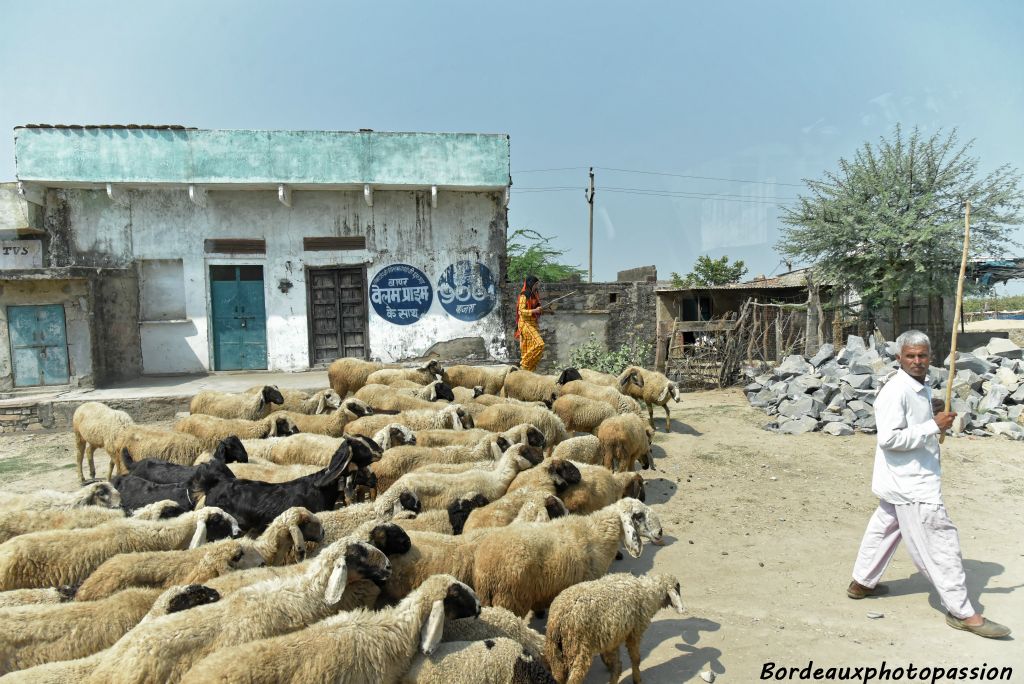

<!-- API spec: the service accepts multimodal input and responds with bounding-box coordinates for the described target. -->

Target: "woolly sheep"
[0,508,240,590]
[463,488,569,533]
[327,358,388,397]
[72,402,134,482]
[446,364,518,396]
[318,486,422,546]
[365,359,449,387]
[0,506,126,545]
[244,386,342,416]
[179,574,480,684]
[0,587,76,610]
[271,397,373,437]
[346,404,472,438]
[559,462,646,514]
[551,395,616,434]
[558,380,646,418]
[442,605,548,664]
[415,423,546,450]
[470,498,664,617]
[620,366,682,432]
[373,423,418,450]
[596,413,655,472]
[401,637,556,684]
[550,435,602,465]
[575,368,618,387]
[189,385,285,421]
[357,380,456,410]
[173,412,299,450]
[83,538,391,684]
[501,368,581,403]
[394,493,491,535]
[0,482,120,514]
[371,439,505,491]
[382,530,494,603]
[247,432,380,467]
[449,385,484,405]
[503,459,583,499]
[473,405,570,454]
[106,427,209,473]
[545,572,684,684]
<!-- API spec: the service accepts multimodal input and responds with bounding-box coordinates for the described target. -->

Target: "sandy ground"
[1,389,1021,682]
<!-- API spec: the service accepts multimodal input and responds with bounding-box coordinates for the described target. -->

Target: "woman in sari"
[514,275,550,371]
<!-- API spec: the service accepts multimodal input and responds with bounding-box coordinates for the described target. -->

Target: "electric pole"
[587,167,595,283]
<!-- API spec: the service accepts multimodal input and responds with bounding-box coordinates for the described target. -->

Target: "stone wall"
[0,400,52,433]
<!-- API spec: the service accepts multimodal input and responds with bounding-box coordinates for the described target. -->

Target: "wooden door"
[209,265,268,371]
[308,267,368,365]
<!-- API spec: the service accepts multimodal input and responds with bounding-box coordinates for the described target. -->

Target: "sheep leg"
[625,633,644,683]
[600,648,622,683]
[647,402,655,429]
[74,432,88,481]
[566,653,592,684]
[663,402,671,433]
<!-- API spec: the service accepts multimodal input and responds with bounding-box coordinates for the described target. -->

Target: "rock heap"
[744,335,1024,440]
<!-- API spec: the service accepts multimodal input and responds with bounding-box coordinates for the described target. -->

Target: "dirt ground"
[1,389,1021,682]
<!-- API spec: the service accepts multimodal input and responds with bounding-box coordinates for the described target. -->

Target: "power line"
[600,189,794,205]
[596,166,804,187]
[512,166,591,173]
[601,185,800,201]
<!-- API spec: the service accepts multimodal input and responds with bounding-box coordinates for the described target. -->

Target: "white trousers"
[852,500,975,619]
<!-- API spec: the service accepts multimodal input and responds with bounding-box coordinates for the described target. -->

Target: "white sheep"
[173,412,298,450]
[620,365,682,432]
[327,358,386,397]
[558,380,646,418]
[596,413,655,472]
[272,397,373,437]
[545,572,684,684]
[501,368,581,403]
[394,493,491,535]
[345,404,471,438]
[0,587,76,610]
[371,439,504,491]
[473,404,570,455]
[71,402,135,482]
[462,488,569,533]
[441,605,548,664]
[244,386,342,416]
[449,385,484,405]
[382,530,493,603]
[365,359,448,387]
[401,637,555,684]
[0,506,127,545]
[551,394,616,434]
[106,426,209,472]
[550,435,601,465]
[470,498,664,617]
[178,574,480,684]
[82,538,391,684]
[559,462,647,514]
[414,423,545,450]
[445,364,517,395]
[357,380,455,411]
[189,385,285,421]
[245,433,372,467]
[317,486,422,545]
[0,482,120,514]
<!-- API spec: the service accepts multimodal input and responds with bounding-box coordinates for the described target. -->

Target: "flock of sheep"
[0,358,686,683]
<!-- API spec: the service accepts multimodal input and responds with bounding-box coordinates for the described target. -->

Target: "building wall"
[45,187,507,372]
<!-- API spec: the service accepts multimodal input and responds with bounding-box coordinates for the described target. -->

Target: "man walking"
[848,330,1010,638]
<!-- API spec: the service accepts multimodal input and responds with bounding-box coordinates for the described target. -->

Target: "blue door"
[8,305,71,386]
[210,265,268,371]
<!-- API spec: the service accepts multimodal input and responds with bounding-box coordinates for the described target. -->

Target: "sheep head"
[544,495,569,520]
[331,541,391,603]
[226,543,266,571]
[615,498,663,557]
[523,425,546,449]
[365,522,412,556]
[82,481,122,509]
[619,367,645,390]
[343,397,373,417]
[346,434,384,466]
[317,390,343,414]
[420,577,481,655]
[430,381,456,402]
[214,435,249,464]
[422,359,446,382]
[261,385,286,407]
[494,435,512,453]
[544,459,581,492]
[268,413,300,437]
[189,507,242,549]
[658,574,685,613]
[270,507,324,562]
[510,443,544,470]
[446,493,490,534]
[622,473,646,502]
[472,385,485,398]
[161,585,222,616]
[556,367,583,385]
[132,499,187,520]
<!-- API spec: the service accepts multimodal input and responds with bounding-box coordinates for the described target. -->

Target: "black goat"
[122,436,246,484]
[193,438,374,534]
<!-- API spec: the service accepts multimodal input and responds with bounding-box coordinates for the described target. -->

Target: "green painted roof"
[14,127,510,188]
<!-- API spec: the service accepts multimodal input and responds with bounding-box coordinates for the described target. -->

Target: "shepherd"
[514,275,552,371]
[847,329,1010,638]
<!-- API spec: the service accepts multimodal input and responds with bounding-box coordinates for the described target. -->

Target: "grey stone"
[956,368,984,392]
[849,350,882,375]
[777,416,820,435]
[822,421,855,436]
[778,397,825,419]
[986,422,1024,440]
[1007,404,1023,423]
[848,400,870,418]
[827,396,847,412]
[944,352,995,375]
[775,355,812,378]
[755,374,774,386]
[744,382,763,393]
[987,337,1023,360]
[855,415,877,431]
[969,429,990,437]
[979,385,1010,413]
[819,411,844,423]
[844,374,873,390]
[841,408,858,424]
[769,381,789,395]
[789,375,823,394]
[971,345,991,357]
[1010,386,1024,404]
[883,341,900,358]
[951,414,971,434]
[749,389,780,408]
[994,367,1020,391]
[972,412,997,427]
[951,398,973,416]
[846,335,867,352]
[840,385,857,402]
[809,343,836,368]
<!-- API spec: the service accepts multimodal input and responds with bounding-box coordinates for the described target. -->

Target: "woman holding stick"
[514,275,552,371]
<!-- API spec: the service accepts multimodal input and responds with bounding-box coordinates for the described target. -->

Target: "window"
[139,259,186,321]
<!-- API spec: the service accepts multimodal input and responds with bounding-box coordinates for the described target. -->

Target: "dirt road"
[1,389,1021,682]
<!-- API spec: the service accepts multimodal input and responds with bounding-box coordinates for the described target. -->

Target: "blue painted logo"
[437,261,497,321]
[369,264,433,325]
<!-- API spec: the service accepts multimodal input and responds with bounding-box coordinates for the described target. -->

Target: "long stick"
[539,291,579,310]
[940,200,971,444]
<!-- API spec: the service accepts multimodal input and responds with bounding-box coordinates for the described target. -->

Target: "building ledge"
[0,267,132,281]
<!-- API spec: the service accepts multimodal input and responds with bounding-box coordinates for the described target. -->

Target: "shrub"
[569,334,653,375]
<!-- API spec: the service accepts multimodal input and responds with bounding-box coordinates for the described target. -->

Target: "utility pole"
[587,167,595,283]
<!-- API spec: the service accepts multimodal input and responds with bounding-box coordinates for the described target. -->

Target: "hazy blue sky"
[2,1,1022,293]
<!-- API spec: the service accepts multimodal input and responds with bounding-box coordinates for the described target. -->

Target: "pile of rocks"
[744,335,1024,440]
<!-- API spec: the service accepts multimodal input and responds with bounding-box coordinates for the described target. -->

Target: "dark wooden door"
[308,267,368,365]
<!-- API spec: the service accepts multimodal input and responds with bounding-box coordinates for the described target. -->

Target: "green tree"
[778,125,1024,329]
[506,229,587,283]
[670,255,747,288]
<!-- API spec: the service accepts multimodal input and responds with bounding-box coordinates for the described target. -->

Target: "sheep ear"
[325,557,348,604]
[289,524,306,562]
[189,516,209,549]
[316,394,327,415]
[618,510,643,558]
[668,586,685,614]
[420,599,446,655]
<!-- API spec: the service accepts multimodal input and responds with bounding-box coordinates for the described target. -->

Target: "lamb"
[244,386,342,416]
[501,368,581,403]
[394,493,491,535]
[83,538,391,684]
[473,404,570,454]
[387,443,544,511]
[345,404,472,438]
[122,435,248,483]
[558,379,646,417]
[0,482,120,514]
[445,364,518,396]
[470,498,664,617]
[178,574,480,684]
[271,397,374,437]
[327,358,385,397]
[620,365,682,432]
[189,385,285,421]
[0,507,240,590]
[442,605,548,664]
[550,435,602,465]
[173,412,299,450]
[559,462,646,514]
[462,488,569,533]
[596,413,655,472]
[545,573,684,684]
[415,423,545,450]
[371,439,506,491]
[72,402,134,482]
[365,359,449,387]
[74,507,322,600]
[551,394,616,434]
[0,587,76,610]
[401,637,556,684]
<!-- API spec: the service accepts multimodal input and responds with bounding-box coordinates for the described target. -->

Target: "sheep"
[550,435,602,465]
[245,432,382,468]
[189,385,285,421]
[373,423,418,450]
[620,365,682,432]
[0,507,122,546]
[83,538,391,684]
[244,386,342,416]
[178,574,480,684]
[504,459,583,498]
[473,404,570,455]
[446,364,518,396]
[545,573,684,684]
[327,357,385,397]
[111,457,237,513]
[106,427,212,473]
[0,482,120,514]
[596,413,655,472]
[415,423,545,450]
[122,435,248,483]
[501,368,581,403]
[551,394,616,434]
[394,493,491,535]
[388,443,544,511]
[371,439,506,491]
[558,380,646,417]
[345,404,472,438]
[0,507,241,590]
[71,402,134,482]
[401,637,556,684]
[0,586,76,610]
[318,486,422,545]
[228,461,321,483]
[73,507,321,600]
[357,380,456,410]
[271,397,374,437]
[442,605,548,664]
[450,385,484,404]
[559,462,647,514]
[463,488,569,533]
[470,498,664,617]
[576,368,618,387]
[365,359,449,387]
[381,528,498,603]
[173,412,299,450]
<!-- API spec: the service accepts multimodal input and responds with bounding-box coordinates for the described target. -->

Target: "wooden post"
[940,201,971,444]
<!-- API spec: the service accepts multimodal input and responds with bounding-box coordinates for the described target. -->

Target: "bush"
[569,334,653,375]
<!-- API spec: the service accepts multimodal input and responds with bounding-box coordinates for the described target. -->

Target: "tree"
[778,125,1024,330]
[506,228,588,283]
[670,255,747,288]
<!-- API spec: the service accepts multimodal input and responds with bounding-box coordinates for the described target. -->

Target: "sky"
[2,0,1023,294]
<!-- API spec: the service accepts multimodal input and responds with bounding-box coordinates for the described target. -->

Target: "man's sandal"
[945,614,1011,639]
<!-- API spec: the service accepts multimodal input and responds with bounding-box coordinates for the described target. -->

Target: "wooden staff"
[940,200,971,444]
[539,291,579,311]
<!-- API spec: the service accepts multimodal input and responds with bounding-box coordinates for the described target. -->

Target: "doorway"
[209,264,268,371]
[7,304,71,386]
[307,266,368,365]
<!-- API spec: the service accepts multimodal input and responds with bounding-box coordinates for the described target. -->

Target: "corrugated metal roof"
[16,124,196,130]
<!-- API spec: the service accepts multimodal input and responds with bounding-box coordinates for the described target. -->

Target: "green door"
[210,265,268,371]
[7,304,71,386]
